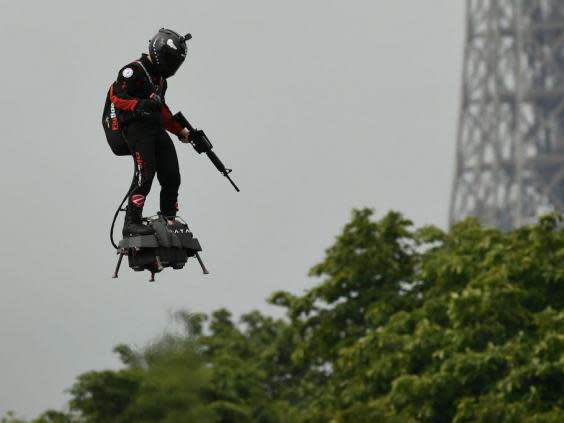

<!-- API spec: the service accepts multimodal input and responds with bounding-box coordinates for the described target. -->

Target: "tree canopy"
[4,210,563,422]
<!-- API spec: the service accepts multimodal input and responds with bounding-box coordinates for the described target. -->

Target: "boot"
[159,210,177,225]
[122,206,154,237]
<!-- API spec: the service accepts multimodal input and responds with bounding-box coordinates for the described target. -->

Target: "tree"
[11,210,564,422]
[270,212,564,422]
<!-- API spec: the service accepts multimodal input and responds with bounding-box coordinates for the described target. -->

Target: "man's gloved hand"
[149,93,162,108]
[136,93,162,116]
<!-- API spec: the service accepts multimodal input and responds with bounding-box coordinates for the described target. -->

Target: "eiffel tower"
[449,0,564,229]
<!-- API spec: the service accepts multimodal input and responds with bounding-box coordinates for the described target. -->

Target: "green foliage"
[9,210,564,422]
[1,410,73,423]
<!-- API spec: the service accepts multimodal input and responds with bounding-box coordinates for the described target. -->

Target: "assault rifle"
[174,112,240,192]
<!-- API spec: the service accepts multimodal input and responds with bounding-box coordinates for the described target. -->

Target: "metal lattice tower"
[449,0,564,229]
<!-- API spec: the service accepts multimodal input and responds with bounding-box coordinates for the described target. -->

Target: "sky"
[0,0,465,418]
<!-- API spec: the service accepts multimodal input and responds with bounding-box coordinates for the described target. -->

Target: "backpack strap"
[135,60,154,86]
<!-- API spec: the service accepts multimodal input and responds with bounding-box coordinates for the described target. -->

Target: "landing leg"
[195,252,210,275]
[155,255,164,272]
[112,250,125,278]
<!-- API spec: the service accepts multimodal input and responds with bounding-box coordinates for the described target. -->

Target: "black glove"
[149,93,162,108]
[136,94,162,116]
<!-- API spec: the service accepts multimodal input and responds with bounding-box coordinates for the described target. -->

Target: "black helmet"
[149,29,191,78]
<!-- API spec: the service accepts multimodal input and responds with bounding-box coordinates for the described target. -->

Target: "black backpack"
[102,89,131,156]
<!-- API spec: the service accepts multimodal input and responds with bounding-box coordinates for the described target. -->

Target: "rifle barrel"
[226,174,240,192]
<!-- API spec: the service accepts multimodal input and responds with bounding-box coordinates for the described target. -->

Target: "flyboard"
[110,112,239,281]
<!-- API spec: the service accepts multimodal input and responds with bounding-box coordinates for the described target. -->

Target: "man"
[105,29,191,236]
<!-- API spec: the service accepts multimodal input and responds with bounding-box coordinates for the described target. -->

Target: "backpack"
[102,90,131,156]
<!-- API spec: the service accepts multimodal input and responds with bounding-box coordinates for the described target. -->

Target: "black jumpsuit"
[109,54,184,216]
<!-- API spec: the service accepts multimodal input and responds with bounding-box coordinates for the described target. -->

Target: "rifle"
[174,112,240,192]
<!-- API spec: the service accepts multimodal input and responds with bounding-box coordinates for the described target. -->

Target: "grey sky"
[0,0,464,418]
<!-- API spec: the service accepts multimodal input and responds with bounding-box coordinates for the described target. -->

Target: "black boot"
[122,206,154,237]
[159,210,179,227]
